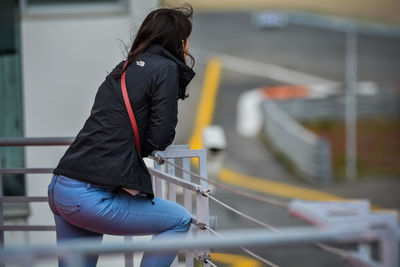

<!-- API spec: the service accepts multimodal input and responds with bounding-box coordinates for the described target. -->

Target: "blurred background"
[1,0,399,266]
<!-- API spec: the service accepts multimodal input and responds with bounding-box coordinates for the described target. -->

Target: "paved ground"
[174,11,400,266]
[209,68,400,266]
[214,69,400,211]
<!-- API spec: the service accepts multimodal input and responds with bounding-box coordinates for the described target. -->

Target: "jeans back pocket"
[53,197,81,216]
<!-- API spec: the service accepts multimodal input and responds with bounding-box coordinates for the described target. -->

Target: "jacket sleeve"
[142,64,179,157]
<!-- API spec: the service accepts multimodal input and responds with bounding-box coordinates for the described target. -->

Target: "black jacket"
[53,45,195,198]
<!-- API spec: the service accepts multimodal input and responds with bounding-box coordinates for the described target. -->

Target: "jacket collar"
[145,45,196,99]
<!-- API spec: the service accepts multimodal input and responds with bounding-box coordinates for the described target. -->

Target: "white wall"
[6,0,158,265]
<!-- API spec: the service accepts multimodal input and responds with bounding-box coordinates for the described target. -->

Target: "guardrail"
[275,92,399,121]
[0,226,384,267]
[261,99,332,183]
[0,137,210,267]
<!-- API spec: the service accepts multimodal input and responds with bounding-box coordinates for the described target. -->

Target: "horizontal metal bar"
[148,167,201,192]
[0,137,74,146]
[0,197,48,203]
[0,218,198,231]
[0,225,55,231]
[0,168,202,189]
[0,138,192,149]
[0,168,53,174]
[166,145,190,150]
[164,149,206,159]
[0,227,374,258]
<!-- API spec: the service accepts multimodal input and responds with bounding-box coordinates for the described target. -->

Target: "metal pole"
[197,150,210,267]
[377,228,398,267]
[0,151,4,247]
[182,157,194,267]
[66,252,85,267]
[124,236,134,267]
[167,159,178,267]
[167,159,176,203]
[345,27,358,181]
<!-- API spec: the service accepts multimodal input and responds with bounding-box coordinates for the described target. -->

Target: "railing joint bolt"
[196,252,211,262]
[196,187,210,197]
[197,220,207,230]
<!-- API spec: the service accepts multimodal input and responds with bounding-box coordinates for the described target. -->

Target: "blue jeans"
[48,175,192,267]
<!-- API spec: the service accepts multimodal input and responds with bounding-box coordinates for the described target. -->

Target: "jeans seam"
[108,209,188,219]
[48,175,59,215]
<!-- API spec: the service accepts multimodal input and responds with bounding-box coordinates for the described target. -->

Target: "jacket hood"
[145,45,196,99]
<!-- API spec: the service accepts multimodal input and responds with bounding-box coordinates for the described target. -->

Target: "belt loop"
[87,183,91,190]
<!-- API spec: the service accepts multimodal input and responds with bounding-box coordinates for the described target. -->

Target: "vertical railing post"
[182,156,194,267]
[356,243,371,263]
[182,157,192,215]
[196,149,210,266]
[124,236,134,267]
[167,158,178,267]
[66,251,85,267]
[167,159,176,203]
[197,150,209,227]
[377,227,398,267]
[153,162,162,198]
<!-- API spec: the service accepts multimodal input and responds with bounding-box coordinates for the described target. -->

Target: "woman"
[47,5,195,267]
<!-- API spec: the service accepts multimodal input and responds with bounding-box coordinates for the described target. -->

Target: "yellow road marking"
[219,167,400,216]
[189,58,222,150]
[210,252,261,267]
[219,168,344,201]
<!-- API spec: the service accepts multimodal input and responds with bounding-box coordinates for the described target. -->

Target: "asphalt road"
[175,11,400,267]
[191,12,400,86]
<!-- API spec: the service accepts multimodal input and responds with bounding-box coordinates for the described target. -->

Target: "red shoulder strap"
[121,61,142,155]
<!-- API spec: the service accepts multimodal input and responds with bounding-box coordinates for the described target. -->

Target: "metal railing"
[0,226,384,267]
[0,137,210,267]
[261,100,332,183]
[165,156,399,267]
[274,91,400,121]
[1,137,399,267]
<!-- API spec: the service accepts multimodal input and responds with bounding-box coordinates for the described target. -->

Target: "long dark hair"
[113,5,195,78]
